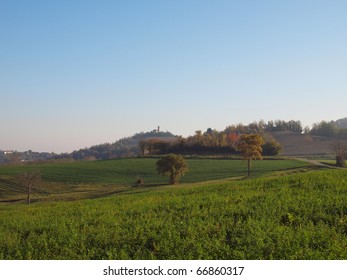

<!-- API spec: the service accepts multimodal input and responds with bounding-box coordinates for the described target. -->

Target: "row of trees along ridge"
[156,135,264,185]
[139,121,283,156]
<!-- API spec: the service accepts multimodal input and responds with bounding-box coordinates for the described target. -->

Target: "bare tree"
[330,141,346,167]
[16,171,42,204]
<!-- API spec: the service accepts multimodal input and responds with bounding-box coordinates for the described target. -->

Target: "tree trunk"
[27,186,31,205]
[170,173,177,185]
[337,155,345,167]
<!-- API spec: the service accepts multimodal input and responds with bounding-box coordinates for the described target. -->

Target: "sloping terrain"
[0,158,310,204]
[1,169,347,259]
[271,131,347,156]
[335,117,347,129]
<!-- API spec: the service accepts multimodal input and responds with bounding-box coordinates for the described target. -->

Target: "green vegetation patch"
[0,158,309,185]
[1,169,347,260]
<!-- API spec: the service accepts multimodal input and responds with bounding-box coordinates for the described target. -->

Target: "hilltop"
[269,118,347,156]
[2,117,347,163]
[0,130,177,164]
[335,118,347,129]
[67,130,177,160]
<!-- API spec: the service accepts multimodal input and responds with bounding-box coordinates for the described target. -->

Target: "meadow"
[0,158,310,203]
[1,158,347,259]
[0,157,309,184]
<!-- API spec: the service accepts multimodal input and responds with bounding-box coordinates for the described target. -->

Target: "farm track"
[292,157,345,169]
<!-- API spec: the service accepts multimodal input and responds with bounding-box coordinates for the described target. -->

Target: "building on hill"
[152,126,160,133]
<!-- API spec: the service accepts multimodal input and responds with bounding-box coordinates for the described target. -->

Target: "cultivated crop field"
[1,158,347,259]
[0,158,310,203]
[0,158,310,184]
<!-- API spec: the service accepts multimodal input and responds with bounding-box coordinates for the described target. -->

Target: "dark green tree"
[156,154,188,184]
[310,121,338,137]
[262,140,282,156]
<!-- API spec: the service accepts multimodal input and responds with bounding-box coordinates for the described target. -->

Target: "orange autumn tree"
[237,134,264,177]
[227,132,239,150]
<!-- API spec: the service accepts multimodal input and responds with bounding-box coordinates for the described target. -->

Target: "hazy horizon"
[1,1,346,153]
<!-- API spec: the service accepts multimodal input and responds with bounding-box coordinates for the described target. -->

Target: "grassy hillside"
[1,169,347,259]
[271,131,347,156]
[0,158,310,204]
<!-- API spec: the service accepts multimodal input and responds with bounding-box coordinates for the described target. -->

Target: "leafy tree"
[303,126,311,135]
[265,120,302,133]
[156,154,188,184]
[6,152,22,164]
[138,140,147,155]
[262,140,282,156]
[237,134,264,177]
[310,121,338,137]
[227,132,239,150]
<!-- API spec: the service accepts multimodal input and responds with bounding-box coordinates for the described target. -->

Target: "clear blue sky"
[1,0,346,153]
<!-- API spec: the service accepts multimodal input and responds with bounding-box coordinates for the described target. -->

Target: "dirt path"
[292,157,344,169]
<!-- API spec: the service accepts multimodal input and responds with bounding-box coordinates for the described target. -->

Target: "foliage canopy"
[237,134,264,177]
[156,154,188,184]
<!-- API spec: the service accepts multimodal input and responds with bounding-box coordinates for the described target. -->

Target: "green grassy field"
[0,158,310,203]
[1,168,347,259]
[2,158,347,260]
[0,158,309,184]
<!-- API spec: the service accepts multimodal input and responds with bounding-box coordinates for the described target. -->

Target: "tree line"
[156,134,265,185]
[63,120,307,160]
[2,118,347,163]
[309,119,347,139]
[139,121,285,157]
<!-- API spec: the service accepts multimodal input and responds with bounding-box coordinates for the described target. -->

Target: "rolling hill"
[335,118,347,129]
[2,118,347,163]
[67,130,177,160]
[1,167,347,259]
[271,131,346,156]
